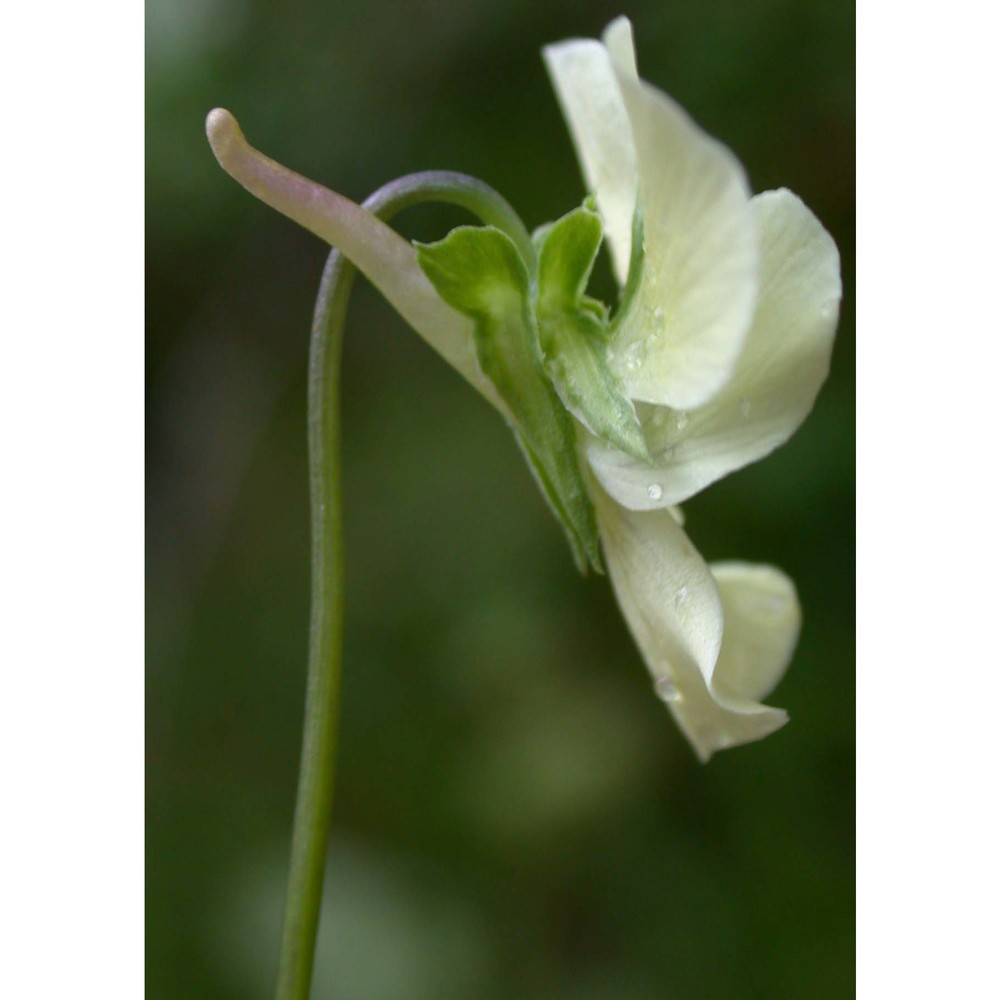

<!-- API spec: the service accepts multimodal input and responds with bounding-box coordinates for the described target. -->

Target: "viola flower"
[543,17,841,759]
[206,17,840,761]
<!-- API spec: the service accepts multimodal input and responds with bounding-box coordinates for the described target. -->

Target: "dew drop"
[646,482,663,501]
[674,585,690,609]
[654,675,680,702]
[650,306,665,340]
[645,306,661,338]
[739,397,751,418]
[624,342,646,372]
[674,410,689,431]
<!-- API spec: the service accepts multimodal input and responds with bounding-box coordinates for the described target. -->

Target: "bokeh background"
[147,1,854,997]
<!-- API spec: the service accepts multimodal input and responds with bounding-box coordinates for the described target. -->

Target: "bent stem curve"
[274,172,530,1000]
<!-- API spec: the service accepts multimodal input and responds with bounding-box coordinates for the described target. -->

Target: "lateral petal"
[588,189,841,509]
[607,56,758,410]
[594,490,789,762]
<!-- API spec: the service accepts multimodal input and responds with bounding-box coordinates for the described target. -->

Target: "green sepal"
[415,225,602,574]
[534,205,649,462]
[531,220,555,258]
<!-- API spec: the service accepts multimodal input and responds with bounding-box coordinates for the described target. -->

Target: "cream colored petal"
[543,37,637,284]
[594,489,789,762]
[588,188,840,510]
[608,64,758,410]
[206,109,504,413]
[602,16,638,80]
[710,562,800,704]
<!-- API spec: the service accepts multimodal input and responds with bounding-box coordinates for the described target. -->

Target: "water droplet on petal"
[674,585,690,609]
[654,675,680,702]
[645,306,663,342]
[647,482,663,501]
[739,398,751,418]
[650,306,665,340]
[674,410,689,431]
[624,341,646,373]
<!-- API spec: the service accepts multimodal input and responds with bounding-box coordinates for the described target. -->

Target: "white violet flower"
[206,16,841,761]
[543,17,841,759]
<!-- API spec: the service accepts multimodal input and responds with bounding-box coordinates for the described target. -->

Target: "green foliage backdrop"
[147,1,854,996]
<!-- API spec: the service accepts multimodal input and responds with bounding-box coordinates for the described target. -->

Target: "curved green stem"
[274,172,529,1000]
[367,170,536,267]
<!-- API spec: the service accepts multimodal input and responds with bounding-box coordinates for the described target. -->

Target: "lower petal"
[594,489,791,762]
[710,562,800,705]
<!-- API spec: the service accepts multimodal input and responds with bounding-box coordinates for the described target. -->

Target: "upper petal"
[588,188,841,510]
[545,19,759,412]
[607,59,759,410]
[594,488,790,762]
[543,33,637,284]
[602,16,639,80]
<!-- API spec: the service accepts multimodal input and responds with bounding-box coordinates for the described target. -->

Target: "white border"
[857,2,998,996]
[2,3,143,996]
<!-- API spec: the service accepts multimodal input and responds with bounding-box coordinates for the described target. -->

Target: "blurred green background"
[147,1,853,997]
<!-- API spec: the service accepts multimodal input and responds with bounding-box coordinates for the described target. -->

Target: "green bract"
[206,16,841,761]
[533,205,649,463]
[415,226,601,574]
